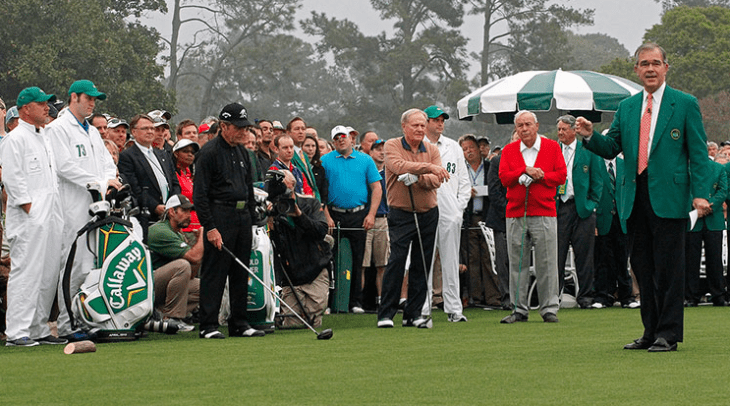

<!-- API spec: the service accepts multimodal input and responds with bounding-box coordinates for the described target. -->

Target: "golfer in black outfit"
[194,103,265,339]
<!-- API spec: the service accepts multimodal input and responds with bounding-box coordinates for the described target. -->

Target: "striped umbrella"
[457,70,643,123]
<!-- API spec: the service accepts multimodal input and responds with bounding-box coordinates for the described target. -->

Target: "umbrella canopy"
[457,70,643,124]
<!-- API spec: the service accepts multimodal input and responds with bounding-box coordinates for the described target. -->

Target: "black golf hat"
[219,103,252,128]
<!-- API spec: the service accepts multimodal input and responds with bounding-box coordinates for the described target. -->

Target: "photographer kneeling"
[266,170,331,329]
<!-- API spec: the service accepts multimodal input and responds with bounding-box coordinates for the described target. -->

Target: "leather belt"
[212,199,247,210]
[329,204,366,214]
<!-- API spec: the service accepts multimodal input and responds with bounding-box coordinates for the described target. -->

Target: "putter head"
[317,329,333,340]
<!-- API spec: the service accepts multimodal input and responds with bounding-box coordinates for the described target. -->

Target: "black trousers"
[199,206,252,332]
[557,199,596,307]
[593,214,633,306]
[685,228,726,303]
[628,172,686,344]
[330,208,368,309]
[378,207,438,321]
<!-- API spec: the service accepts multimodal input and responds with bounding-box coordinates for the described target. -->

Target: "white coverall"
[47,110,118,336]
[422,135,471,315]
[2,119,64,341]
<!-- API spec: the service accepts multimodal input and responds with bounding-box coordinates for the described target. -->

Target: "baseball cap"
[5,106,18,125]
[198,123,211,134]
[371,139,385,149]
[16,87,56,109]
[345,126,359,136]
[219,103,252,128]
[173,138,200,153]
[424,105,449,120]
[148,109,172,120]
[477,137,490,145]
[108,118,129,129]
[330,125,349,140]
[68,80,107,100]
[272,120,284,130]
[165,194,194,211]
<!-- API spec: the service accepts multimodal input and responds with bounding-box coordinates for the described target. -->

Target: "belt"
[376,213,388,218]
[329,204,366,214]
[212,199,247,210]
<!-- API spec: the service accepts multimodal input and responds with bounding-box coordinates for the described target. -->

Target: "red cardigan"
[499,137,567,218]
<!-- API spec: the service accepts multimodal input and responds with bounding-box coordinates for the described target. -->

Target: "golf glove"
[519,174,534,187]
[398,173,418,186]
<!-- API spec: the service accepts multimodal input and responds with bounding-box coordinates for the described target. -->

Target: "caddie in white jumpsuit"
[2,87,65,347]
[47,80,120,340]
[422,106,471,322]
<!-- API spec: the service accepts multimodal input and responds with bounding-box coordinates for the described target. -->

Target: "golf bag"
[62,183,155,341]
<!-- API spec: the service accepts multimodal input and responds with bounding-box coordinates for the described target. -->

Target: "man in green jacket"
[685,159,727,307]
[554,115,603,309]
[576,42,711,352]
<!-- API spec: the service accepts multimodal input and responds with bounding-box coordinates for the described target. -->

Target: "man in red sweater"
[499,111,567,323]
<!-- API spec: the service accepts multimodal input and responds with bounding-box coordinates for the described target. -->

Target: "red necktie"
[637,94,652,174]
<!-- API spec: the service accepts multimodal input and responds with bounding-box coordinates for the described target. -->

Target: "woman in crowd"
[303,134,328,206]
[172,139,201,232]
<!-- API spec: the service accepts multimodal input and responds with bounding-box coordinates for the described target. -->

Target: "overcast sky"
[146,0,665,77]
[297,0,664,76]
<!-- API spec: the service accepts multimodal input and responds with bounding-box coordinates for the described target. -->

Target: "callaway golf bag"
[62,182,155,341]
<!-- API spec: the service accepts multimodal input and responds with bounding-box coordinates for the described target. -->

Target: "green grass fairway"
[2,306,728,405]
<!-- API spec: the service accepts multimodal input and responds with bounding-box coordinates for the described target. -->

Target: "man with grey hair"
[377,108,449,328]
[555,114,603,308]
[707,141,718,159]
[499,110,566,324]
[576,42,712,351]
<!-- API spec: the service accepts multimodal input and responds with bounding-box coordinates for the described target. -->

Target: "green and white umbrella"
[457,69,643,123]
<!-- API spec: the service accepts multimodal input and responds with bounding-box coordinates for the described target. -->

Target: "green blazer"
[690,160,727,232]
[556,140,603,219]
[292,149,321,202]
[596,157,626,235]
[584,85,711,221]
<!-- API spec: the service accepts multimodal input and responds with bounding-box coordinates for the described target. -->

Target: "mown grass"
[1,306,728,405]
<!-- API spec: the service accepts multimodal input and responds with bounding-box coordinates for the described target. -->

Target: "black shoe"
[199,329,225,339]
[230,325,265,337]
[647,337,677,352]
[684,300,698,307]
[712,299,728,307]
[500,313,528,324]
[542,313,559,323]
[624,337,653,350]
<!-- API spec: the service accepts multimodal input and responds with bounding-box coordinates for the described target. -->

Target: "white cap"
[330,125,349,140]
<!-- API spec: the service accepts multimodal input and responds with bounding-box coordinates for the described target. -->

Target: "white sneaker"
[590,302,604,309]
[170,318,195,332]
[377,318,394,328]
[351,306,365,314]
[413,316,433,329]
[448,313,468,322]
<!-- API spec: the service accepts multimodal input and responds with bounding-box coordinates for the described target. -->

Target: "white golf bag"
[63,184,155,341]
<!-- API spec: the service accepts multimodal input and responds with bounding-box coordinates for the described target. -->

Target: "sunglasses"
[333,133,347,141]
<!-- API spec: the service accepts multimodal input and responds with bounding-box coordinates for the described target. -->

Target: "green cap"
[68,80,107,100]
[16,87,56,109]
[424,105,449,120]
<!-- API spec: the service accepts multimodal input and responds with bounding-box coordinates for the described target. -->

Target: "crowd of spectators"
[0,71,728,346]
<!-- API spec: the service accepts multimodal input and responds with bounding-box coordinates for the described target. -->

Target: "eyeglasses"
[333,134,347,141]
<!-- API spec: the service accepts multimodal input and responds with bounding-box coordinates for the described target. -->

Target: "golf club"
[221,244,333,340]
[514,183,531,310]
[407,184,433,329]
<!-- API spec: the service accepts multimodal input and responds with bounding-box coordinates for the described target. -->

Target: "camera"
[265,170,296,215]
